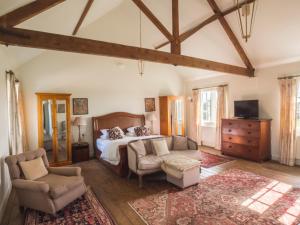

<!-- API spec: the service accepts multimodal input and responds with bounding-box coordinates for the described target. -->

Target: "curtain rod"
[278,75,300,80]
[192,84,228,91]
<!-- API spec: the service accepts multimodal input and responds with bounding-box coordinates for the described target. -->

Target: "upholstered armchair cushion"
[138,155,162,170]
[37,174,84,199]
[187,138,198,150]
[152,139,170,156]
[173,136,188,150]
[19,157,48,180]
[5,148,49,180]
[12,179,50,193]
[129,140,147,158]
[48,167,81,177]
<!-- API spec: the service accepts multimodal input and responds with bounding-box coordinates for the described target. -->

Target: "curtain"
[171,100,177,135]
[6,71,28,155]
[215,86,228,150]
[191,89,201,144]
[279,79,297,166]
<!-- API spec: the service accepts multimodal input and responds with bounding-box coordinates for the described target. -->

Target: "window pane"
[200,89,218,126]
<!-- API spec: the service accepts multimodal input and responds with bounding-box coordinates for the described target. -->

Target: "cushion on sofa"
[36,174,84,199]
[130,140,147,158]
[173,136,188,150]
[19,157,48,180]
[152,139,170,156]
[171,150,202,161]
[138,155,162,170]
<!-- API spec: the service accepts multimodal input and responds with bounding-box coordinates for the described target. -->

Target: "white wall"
[185,61,300,164]
[0,46,17,222]
[17,51,184,155]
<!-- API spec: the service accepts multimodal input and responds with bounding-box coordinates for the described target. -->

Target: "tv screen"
[234,100,259,118]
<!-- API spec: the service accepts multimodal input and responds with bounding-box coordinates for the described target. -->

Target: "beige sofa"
[5,148,87,215]
[127,136,200,187]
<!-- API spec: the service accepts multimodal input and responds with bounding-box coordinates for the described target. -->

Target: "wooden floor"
[2,148,300,225]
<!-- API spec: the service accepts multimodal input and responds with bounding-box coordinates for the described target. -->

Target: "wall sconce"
[187,96,193,103]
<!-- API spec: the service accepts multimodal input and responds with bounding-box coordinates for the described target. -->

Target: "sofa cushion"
[130,140,147,158]
[171,150,202,161]
[173,136,188,150]
[165,136,173,150]
[152,139,170,156]
[19,157,48,180]
[138,155,163,170]
[36,174,84,199]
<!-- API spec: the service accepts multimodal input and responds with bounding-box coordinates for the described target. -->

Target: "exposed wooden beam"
[131,0,173,42]
[0,0,65,27]
[155,0,255,50]
[171,0,180,54]
[0,27,253,76]
[207,0,254,71]
[73,0,94,36]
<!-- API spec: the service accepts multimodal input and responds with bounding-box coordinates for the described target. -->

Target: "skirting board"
[272,155,300,166]
[0,184,11,223]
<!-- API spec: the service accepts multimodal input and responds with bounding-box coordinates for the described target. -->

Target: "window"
[175,99,183,135]
[200,89,217,127]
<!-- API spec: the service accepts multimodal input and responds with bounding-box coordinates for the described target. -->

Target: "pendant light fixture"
[138,9,144,76]
[236,0,258,42]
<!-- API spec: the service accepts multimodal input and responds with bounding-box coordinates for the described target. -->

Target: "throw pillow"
[129,140,147,158]
[108,127,123,140]
[19,157,48,180]
[134,126,150,136]
[151,139,170,156]
[173,136,188,150]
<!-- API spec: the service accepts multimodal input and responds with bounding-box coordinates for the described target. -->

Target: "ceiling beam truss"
[171,0,180,54]
[72,0,94,36]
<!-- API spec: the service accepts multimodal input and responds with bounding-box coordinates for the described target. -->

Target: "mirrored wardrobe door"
[55,99,68,162]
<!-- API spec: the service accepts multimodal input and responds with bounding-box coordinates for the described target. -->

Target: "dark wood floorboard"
[2,148,300,225]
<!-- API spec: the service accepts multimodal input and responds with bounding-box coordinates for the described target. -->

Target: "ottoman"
[161,155,201,188]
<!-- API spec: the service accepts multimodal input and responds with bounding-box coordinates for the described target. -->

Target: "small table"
[72,142,90,163]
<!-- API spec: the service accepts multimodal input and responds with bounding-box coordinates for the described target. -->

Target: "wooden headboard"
[92,112,145,151]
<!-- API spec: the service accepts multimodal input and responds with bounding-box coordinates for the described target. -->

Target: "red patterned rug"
[200,151,233,168]
[24,188,116,225]
[129,169,300,225]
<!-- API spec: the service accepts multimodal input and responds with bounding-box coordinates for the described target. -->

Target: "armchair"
[5,148,86,215]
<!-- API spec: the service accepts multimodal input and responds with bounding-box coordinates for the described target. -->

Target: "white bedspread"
[96,135,162,165]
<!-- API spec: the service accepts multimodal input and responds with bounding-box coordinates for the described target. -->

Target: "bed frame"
[92,112,145,177]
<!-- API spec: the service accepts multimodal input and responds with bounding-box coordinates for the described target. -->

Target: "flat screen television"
[234,100,259,119]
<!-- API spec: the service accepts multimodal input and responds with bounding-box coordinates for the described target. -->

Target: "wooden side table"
[72,142,90,163]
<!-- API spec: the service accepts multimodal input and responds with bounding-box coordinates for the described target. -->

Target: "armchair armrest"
[48,167,81,176]
[12,179,49,193]
[187,138,198,150]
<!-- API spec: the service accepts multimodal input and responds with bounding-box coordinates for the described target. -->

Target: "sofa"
[127,136,200,187]
[5,148,87,215]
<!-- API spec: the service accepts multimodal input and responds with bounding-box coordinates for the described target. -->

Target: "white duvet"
[96,135,162,165]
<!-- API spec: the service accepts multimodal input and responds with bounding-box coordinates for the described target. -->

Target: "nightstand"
[72,142,90,163]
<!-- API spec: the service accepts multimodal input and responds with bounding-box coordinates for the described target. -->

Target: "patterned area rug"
[200,151,233,168]
[24,188,116,225]
[129,169,300,225]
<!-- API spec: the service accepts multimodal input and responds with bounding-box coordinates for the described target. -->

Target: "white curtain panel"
[279,79,297,166]
[215,86,228,150]
[191,89,201,144]
[6,72,28,155]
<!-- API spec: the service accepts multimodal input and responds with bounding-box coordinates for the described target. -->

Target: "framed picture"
[144,98,155,112]
[73,98,88,115]
[57,104,65,113]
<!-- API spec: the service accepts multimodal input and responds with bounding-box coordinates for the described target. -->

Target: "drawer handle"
[248,124,252,127]
[248,131,252,134]
[228,129,232,132]
[229,137,232,140]
[229,145,232,148]
[229,123,232,125]
[248,140,252,143]
[248,149,252,152]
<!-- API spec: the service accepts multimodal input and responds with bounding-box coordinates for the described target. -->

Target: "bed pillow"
[108,127,123,140]
[151,139,170,156]
[19,157,48,180]
[100,129,109,139]
[126,132,136,137]
[127,126,137,134]
[173,136,188,150]
[134,126,150,136]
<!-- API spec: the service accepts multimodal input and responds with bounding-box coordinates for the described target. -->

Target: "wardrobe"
[36,93,72,166]
[159,96,185,136]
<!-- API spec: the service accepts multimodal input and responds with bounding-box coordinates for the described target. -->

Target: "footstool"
[161,155,201,189]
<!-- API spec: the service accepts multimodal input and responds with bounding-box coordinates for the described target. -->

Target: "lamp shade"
[146,112,157,122]
[73,117,87,126]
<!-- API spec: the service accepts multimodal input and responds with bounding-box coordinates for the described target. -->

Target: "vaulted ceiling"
[1,0,300,80]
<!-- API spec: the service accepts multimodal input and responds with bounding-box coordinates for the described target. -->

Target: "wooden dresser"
[221,118,271,162]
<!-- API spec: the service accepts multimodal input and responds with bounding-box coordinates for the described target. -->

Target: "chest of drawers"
[221,118,271,162]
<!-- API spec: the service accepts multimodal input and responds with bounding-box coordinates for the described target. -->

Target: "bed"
[92,112,160,177]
